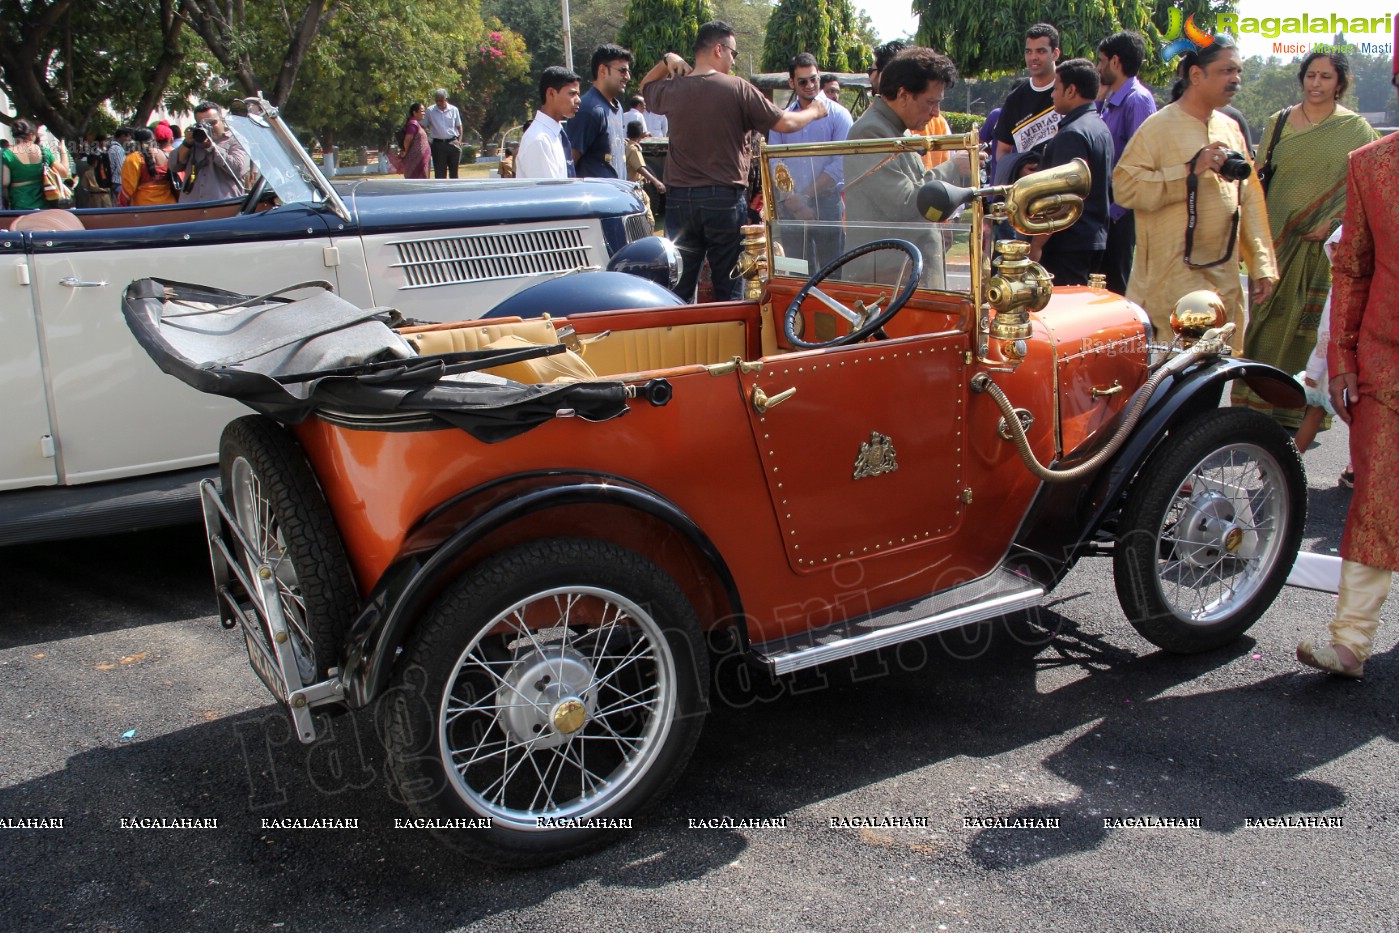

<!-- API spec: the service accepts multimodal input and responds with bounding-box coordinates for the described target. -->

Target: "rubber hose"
[970,327,1231,483]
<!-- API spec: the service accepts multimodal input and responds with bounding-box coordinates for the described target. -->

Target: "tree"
[618,0,713,76]
[0,0,201,136]
[484,0,568,143]
[1231,56,1300,142]
[279,0,474,149]
[1339,48,1394,116]
[461,26,533,143]
[179,0,344,106]
[913,0,1228,79]
[575,0,635,67]
[712,0,774,77]
[1230,47,1395,146]
[762,0,869,73]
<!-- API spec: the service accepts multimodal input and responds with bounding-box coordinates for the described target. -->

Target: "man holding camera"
[177,101,250,203]
[1113,35,1274,344]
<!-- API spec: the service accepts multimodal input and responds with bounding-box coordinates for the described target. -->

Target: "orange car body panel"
[294,276,1147,647]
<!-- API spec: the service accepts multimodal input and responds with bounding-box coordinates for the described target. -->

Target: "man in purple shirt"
[769,52,854,272]
[1095,31,1156,294]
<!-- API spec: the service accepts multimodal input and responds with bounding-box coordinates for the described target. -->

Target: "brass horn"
[1003,158,1091,236]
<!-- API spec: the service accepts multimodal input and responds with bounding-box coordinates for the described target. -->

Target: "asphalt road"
[1,417,1396,933]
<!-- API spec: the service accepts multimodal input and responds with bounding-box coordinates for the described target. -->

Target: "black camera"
[189,121,215,144]
[1217,150,1252,181]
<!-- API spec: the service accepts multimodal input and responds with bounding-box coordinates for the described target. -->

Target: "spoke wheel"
[385,537,707,866]
[220,416,357,682]
[1114,408,1305,653]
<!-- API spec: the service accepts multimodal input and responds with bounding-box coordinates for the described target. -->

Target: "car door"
[26,207,342,484]
[738,329,971,576]
[0,228,58,490]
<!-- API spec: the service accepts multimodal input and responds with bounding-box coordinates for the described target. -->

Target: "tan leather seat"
[403,318,559,355]
[11,209,85,232]
[581,320,747,376]
[402,319,595,384]
[400,316,750,382]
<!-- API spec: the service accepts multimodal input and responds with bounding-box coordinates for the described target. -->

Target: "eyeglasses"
[609,64,632,76]
[795,76,818,86]
[720,43,738,58]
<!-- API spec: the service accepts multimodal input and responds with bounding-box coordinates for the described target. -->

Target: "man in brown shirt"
[641,20,827,300]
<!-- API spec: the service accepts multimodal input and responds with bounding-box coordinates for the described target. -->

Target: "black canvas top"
[122,278,630,443]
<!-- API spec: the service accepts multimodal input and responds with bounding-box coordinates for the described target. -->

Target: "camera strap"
[1184,151,1239,269]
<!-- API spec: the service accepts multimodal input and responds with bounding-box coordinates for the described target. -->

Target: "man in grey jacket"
[179,102,250,202]
[844,48,967,288]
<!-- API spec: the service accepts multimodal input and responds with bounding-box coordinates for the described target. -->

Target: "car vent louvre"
[624,211,653,242]
[390,226,594,289]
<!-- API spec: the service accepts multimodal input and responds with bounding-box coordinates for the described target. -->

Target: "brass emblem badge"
[853,431,898,480]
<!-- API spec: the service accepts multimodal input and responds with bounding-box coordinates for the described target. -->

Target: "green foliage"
[618,0,713,73]
[942,110,980,132]
[484,0,569,143]
[712,0,775,77]
[762,0,869,74]
[578,0,643,70]
[912,0,1232,80]
[1230,56,1302,142]
[1230,51,1394,146]
[0,0,212,137]
[280,0,475,147]
[459,26,533,137]
[276,2,529,148]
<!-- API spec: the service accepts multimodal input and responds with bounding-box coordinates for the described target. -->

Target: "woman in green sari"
[0,119,64,212]
[1236,51,1378,429]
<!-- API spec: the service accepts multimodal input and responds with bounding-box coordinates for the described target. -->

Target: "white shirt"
[643,110,668,137]
[423,102,462,141]
[517,112,570,179]
[624,108,647,134]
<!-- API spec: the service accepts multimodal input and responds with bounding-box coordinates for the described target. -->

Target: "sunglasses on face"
[795,77,818,86]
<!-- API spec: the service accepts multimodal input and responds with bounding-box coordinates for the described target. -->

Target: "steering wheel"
[239,175,269,215]
[782,238,923,349]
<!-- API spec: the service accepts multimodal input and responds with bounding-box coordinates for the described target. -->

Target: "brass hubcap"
[552,699,587,735]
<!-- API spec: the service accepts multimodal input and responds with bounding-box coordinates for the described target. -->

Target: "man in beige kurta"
[1114,105,1276,345]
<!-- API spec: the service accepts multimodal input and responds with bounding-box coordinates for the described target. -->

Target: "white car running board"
[749,568,1046,676]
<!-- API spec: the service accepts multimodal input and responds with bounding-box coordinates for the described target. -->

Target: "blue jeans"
[666,186,748,302]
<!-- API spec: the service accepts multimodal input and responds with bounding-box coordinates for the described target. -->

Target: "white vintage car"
[0,99,668,544]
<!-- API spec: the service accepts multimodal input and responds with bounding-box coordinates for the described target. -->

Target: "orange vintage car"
[123,133,1306,866]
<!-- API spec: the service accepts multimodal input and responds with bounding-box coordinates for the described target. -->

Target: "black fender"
[338,471,743,706]
[1007,356,1303,589]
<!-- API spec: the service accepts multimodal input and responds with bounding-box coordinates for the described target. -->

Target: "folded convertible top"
[122,277,630,443]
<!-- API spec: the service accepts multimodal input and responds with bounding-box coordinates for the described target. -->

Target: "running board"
[750,568,1045,675]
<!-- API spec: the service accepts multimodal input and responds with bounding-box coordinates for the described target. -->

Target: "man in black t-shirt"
[995,23,1062,161]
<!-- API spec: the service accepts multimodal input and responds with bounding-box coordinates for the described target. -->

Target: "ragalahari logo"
[1162,8,1216,62]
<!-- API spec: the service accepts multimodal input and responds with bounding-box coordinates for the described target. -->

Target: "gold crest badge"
[853,431,898,480]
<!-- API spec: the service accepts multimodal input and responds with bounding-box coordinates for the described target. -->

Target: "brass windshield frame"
[759,133,984,317]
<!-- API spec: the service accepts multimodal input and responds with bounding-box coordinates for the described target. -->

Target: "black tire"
[1114,407,1305,653]
[219,416,358,682]
[382,537,708,867]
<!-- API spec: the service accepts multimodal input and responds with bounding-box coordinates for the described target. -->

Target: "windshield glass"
[770,220,974,297]
[228,113,324,207]
[764,138,978,300]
